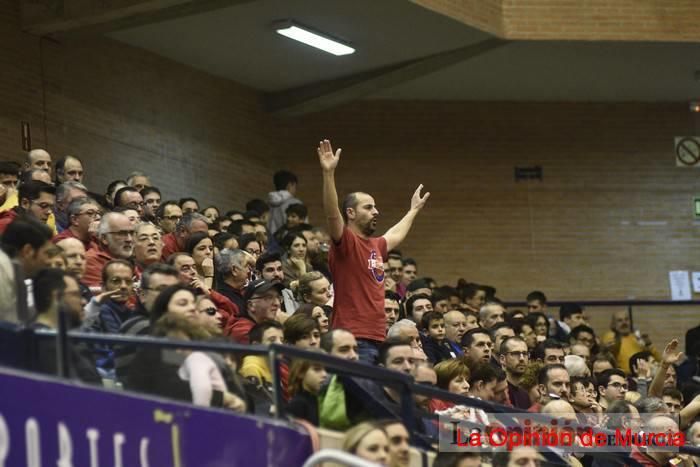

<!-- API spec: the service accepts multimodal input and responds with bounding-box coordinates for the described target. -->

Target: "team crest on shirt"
[367,250,385,282]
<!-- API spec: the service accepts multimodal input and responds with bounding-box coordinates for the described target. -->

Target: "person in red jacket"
[160,212,209,261]
[0,181,55,234]
[226,279,283,344]
[83,212,134,289]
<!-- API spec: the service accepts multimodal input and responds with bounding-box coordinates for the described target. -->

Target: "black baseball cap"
[244,279,284,301]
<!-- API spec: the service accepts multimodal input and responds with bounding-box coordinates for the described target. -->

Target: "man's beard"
[360,218,377,236]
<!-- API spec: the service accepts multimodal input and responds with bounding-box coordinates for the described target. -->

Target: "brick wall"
[274,101,700,348]
[0,0,273,209]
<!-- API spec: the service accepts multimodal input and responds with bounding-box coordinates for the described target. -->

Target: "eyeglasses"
[31,201,54,210]
[79,210,101,218]
[125,202,145,209]
[249,294,281,303]
[506,351,529,359]
[608,382,628,390]
[201,307,217,316]
[107,230,135,237]
[163,215,182,222]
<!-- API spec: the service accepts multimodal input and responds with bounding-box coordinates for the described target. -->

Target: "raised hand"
[662,339,684,365]
[410,184,430,211]
[317,139,341,172]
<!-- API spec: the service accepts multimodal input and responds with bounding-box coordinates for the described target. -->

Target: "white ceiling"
[109,0,700,102]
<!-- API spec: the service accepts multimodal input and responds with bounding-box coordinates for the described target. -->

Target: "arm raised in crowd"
[648,338,683,398]
[318,139,344,243]
[382,184,430,251]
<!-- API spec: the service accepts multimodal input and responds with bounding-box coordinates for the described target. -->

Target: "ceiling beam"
[23,0,255,37]
[264,38,509,117]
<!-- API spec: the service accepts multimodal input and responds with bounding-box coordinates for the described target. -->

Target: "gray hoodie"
[267,190,302,234]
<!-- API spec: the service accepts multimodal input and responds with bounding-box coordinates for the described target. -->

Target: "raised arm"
[318,139,344,243]
[382,184,430,251]
[648,339,683,398]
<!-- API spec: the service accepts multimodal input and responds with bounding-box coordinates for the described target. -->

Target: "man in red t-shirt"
[318,139,429,363]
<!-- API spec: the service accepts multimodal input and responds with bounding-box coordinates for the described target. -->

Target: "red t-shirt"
[329,227,388,341]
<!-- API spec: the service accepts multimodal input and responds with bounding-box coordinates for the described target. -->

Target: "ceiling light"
[275,22,355,56]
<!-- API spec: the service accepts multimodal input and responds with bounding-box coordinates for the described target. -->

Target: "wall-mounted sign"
[675,137,700,167]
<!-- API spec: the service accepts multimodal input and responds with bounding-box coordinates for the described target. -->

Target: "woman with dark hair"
[281,232,312,287]
[526,312,549,342]
[239,232,262,261]
[185,232,214,288]
[201,206,220,225]
[294,303,330,334]
[150,284,197,323]
[286,358,327,425]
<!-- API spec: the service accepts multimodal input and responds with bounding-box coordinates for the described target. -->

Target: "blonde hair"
[296,271,326,302]
[342,422,386,454]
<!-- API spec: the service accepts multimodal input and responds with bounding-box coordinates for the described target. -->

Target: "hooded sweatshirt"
[267,190,302,234]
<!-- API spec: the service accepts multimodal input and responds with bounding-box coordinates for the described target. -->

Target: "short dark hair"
[239,233,259,251]
[212,232,236,250]
[525,312,549,335]
[378,336,411,366]
[101,259,134,286]
[184,232,210,256]
[596,368,626,388]
[662,387,683,402]
[281,232,306,252]
[405,293,432,314]
[156,200,179,219]
[570,376,594,396]
[140,186,161,199]
[178,197,199,209]
[559,303,583,321]
[249,320,283,344]
[532,338,564,361]
[0,217,52,258]
[283,314,319,344]
[285,203,307,218]
[526,290,547,304]
[499,336,525,356]
[469,361,498,387]
[538,363,567,386]
[19,180,55,203]
[461,327,490,348]
[256,251,282,272]
[246,198,269,215]
[141,263,179,291]
[420,310,444,331]
[273,170,298,191]
[385,290,401,303]
[341,192,361,223]
[54,155,82,178]
[33,268,66,314]
[570,324,595,340]
[150,285,193,323]
[0,161,20,177]
[113,186,139,207]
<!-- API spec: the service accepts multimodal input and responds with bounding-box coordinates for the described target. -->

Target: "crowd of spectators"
[1,142,700,467]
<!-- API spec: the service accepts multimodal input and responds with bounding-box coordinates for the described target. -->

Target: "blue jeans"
[357,339,380,365]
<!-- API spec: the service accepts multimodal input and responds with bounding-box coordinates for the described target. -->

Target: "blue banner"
[0,368,312,466]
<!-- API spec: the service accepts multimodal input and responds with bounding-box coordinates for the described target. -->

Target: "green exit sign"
[695,198,700,218]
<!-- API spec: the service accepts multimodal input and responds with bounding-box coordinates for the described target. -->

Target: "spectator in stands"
[530,364,570,412]
[627,350,654,396]
[661,388,683,416]
[564,355,590,377]
[156,200,182,234]
[287,358,327,425]
[570,343,591,366]
[460,283,485,315]
[526,290,547,314]
[52,198,100,250]
[467,362,499,403]
[568,376,597,415]
[511,318,537,351]
[319,139,428,363]
[133,222,163,273]
[374,420,410,467]
[295,303,330,334]
[491,322,516,360]
[216,248,255,313]
[532,339,566,365]
[342,422,389,465]
[557,303,585,338]
[114,186,144,218]
[284,314,321,349]
[499,336,531,410]
[601,310,661,373]
[0,180,55,234]
[280,232,311,288]
[591,352,617,378]
[630,415,682,466]
[461,328,493,367]
[83,259,135,334]
[56,237,91,302]
[23,149,52,176]
[405,293,433,325]
[255,251,296,313]
[45,244,66,269]
[140,187,161,222]
[295,271,332,307]
[273,203,307,245]
[321,329,359,361]
[0,161,20,205]
[405,278,432,299]
[526,311,550,342]
[103,180,126,209]
[421,311,457,364]
[388,319,423,351]
[54,181,88,232]
[432,287,450,313]
[597,368,628,412]
[201,205,219,225]
[161,212,209,261]
[267,170,302,234]
[385,255,404,295]
[1,216,53,280]
[179,197,199,215]
[240,320,284,387]
[444,310,468,352]
[432,359,470,408]
[226,278,283,343]
[479,302,505,330]
[238,233,261,260]
[83,212,134,288]
[184,232,214,288]
[384,291,401,332]
[125,171,150,191]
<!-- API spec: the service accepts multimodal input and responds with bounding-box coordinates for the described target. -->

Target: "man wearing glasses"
[156,200,182,234]
[0,180,55,234]
[597,368,628,412]
[226,278,284,344]
[52,197,101,250]
[83,212,134,289]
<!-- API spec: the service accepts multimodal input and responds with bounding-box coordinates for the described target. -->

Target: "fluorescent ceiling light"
[275,23,355,56]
